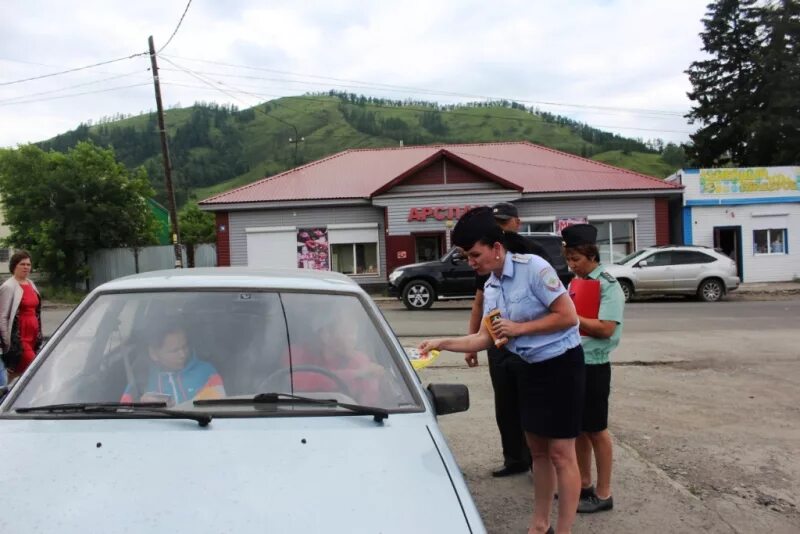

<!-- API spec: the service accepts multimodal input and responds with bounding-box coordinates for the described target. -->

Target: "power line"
[0,53,148,87]
[160,53,687,118]
[0,71,148,105]
[0,82,152,107]
[158,66,683,122]
[157,69,693,136]
[158,0,193,53]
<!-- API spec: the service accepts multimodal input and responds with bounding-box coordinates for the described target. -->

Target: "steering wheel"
[260,365,355,398]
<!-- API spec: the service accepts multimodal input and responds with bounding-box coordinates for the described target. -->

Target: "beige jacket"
[0,276,40,350]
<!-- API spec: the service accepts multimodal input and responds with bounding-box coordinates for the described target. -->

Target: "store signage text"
[407,205,476,222]
[699,167,800,195]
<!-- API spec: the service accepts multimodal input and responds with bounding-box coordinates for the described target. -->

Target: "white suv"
[604,246,740,302]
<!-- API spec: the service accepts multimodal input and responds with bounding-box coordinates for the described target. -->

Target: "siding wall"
[228,206,387,285]
[516,197,658,249]
[688,203,799,282]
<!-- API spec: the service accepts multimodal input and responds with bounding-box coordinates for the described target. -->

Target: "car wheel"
[619,280,633,302]
[402,280,435,310]
[697,278,724,302]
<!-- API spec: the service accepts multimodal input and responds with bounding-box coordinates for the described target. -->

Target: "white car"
[0,268,484,533]
[604,246,740,302]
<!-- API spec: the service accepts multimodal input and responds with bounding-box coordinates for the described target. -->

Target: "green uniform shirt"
[579,264,625,365]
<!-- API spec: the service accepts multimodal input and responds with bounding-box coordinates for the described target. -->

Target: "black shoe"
[554,485,594,500]
[577,493,614,513]
[491,464,530,477]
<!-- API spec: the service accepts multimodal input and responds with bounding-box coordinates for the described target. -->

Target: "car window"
[617,250,649,265]
[8,291,418,414]
[671,251,716,264]
[641,251,672,266]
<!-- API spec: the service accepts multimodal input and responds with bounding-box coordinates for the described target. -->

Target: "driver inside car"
[284,316,385,405]
[121,321,225,405]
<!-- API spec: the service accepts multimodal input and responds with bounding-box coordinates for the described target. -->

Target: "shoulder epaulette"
[600,271,617,283]
[511,254,531,264]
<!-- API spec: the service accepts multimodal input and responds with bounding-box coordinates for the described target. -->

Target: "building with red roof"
[200,141,682,286]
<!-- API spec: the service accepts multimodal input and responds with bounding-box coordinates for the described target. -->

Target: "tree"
[178,203,216,268]
[0,141,158,287]
[749,0,800,164]
[685,0,800,166]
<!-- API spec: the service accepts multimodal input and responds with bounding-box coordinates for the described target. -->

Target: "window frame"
[589,218,637,264]
[753,228,788,256]
[330,242,380,276]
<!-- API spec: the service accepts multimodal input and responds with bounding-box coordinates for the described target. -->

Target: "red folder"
[569,278,600,336]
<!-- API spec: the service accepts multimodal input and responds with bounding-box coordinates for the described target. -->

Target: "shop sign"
[556,217,588,235]
[407,205,476,222]
[699,167,800,195]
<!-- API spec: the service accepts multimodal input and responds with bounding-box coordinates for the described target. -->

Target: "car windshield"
[615,249,651,265]
[6,290,419,415]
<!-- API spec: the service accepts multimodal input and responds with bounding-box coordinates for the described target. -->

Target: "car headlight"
[389,270,404,284]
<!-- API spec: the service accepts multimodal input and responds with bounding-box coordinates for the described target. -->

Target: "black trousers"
[488,346,531,468]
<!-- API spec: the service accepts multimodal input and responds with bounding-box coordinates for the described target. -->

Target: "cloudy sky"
[1,0,710,148]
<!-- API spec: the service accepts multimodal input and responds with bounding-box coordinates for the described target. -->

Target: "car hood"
[395,260,439,271]
[0,416,477,533]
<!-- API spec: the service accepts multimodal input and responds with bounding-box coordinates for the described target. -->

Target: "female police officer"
[419,207,585,534]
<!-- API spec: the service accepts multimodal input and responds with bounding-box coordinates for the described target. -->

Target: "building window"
[593,220,635,264]
[331,243,379,275]
[753,229,787,255]
[0,248,9,263]
[520,222,554,234]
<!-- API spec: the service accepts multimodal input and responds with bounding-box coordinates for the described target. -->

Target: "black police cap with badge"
[452,206,504,250]
[561,223,598,248]
[491,202,519,221]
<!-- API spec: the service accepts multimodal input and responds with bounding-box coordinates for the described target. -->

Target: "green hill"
[37,93,686,206]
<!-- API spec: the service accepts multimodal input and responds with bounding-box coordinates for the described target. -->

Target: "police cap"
[491,202,519,221]
[562,223,598,247]
[452,206,503,250]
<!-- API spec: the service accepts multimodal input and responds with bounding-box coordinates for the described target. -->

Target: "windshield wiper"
[15,402,212,427]
[194,392,389,423]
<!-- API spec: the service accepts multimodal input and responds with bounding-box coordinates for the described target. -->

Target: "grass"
[36,282,88,305]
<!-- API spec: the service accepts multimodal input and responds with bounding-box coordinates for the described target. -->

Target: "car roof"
[95,267,363,294]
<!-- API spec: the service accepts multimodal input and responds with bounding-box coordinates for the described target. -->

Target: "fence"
[87,244,216,290]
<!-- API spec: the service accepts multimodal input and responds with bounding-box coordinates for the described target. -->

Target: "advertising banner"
[297,227,329,270]
[556,216,588,235]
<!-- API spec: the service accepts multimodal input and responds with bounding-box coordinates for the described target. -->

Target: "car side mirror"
[426,383,469,415]
[451,255,464,265]
[636,260,648,268]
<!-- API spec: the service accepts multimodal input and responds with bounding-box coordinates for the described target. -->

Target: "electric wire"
[0,53,149,87]
[158,0,193,53]
[0,83,152,107]
[160,53,686,118]
[0,71,148,105]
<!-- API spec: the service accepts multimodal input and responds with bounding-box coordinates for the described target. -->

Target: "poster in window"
[297,227,329,270]
[556,217,588,235]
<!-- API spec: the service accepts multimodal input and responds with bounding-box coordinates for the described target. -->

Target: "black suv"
[388,233,573,310]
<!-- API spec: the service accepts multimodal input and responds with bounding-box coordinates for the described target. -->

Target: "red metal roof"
[201,142,679,205]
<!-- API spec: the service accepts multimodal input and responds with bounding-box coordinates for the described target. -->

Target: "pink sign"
[556,217,588,235]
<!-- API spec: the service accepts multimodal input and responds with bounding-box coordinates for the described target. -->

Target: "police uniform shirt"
[474,237,550,292]
[578,264,625,365]
[483,253,580,363]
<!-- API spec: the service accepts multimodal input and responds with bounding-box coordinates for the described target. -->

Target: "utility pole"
[148,35,183,268]
[288,125,303,166]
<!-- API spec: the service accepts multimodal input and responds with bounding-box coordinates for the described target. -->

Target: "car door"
[633,251,674,292]
[439,250,477,296]
[670,250,716,291]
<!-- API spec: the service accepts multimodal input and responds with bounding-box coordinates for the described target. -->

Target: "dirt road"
[393,299,800,533]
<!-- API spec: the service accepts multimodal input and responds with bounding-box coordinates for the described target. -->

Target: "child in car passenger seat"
[120,321,225,405]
